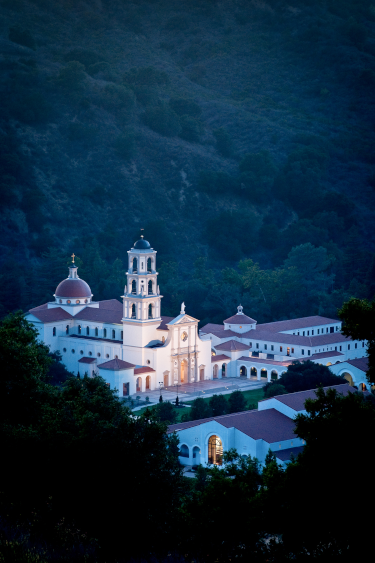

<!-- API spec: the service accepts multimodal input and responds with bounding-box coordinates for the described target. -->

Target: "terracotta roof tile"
[346,357,369,373]
[240,329,351,347]
[29,303,48,311]
[157,316,174,331]
[256,315,339,333]
[134,366,156,375]
[98,299,123,310]
[78,357,97,364]
[200,323,224,334]
[211,354,231,362]
[272,384,355,412]
[169,409,297,443]
[99,358,135,370]
[202,329,241,339]
[28,307,73,322]
[215,339,249,352]
[75,307,122,324]
[224,313,257,325]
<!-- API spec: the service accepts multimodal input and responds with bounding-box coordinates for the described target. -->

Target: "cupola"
[54,254,93,305]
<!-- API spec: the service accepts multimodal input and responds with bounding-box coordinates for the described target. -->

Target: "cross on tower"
[71,253,75,263]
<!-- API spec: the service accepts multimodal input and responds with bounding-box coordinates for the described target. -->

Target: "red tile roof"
[215,339,249,351]
[238,355,293,366]
[78,357,97,364]
[200,323,223,334]
[257,316,339,333]
[168,408,297,443]
[75,306,123,324]
[272,384,355,412]
[211,354,230,362]
[346,357,369,373]
[134,366,156,375]
[202,329,241,339]
[276,445,305,461]
[98,299,122,310]
[157,316,174,331]
[29,303,48,311]
[99,358,135,370]
[309,351,344,360]
[28,307,73,322]
[240,329,351,347]
[224,313,257,325]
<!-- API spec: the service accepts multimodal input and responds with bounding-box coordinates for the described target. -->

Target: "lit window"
[291,347,294,353]
[208,435,223,466]
[76,300,80,304]
[67,300,71,304]
[280,346,282,352]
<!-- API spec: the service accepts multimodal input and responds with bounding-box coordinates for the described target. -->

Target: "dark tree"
[263,383,287,398]
[339,297,374,385]
[274,361,346,393]
[189,397,212,420]
[209,393,228,416]
[154,400,177,424]
[228,390,247,413]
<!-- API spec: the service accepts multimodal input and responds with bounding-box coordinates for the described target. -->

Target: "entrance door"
[164,373,169,387]
[200,368,204,381]
[213,365,218,379]
[123,382,129,396]
[181,360,187,383]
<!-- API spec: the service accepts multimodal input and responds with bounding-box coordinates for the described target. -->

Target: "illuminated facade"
[26,237,211,395]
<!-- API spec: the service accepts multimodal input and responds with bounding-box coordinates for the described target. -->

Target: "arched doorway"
[163,372,169,387]
[342,372,354,386]
[136,377,142,392]
[359,382,367,391]
[179,444,189,458]
[213,364,218,379]
[192,446,200,465]
[326,362,332,366]
[251,367,257,379]
[200,367,204,381]
[181,360,187,383]
[271,370,278,381]
[261,368,268,379]
[208,435,223,466]
[222,364,226,378]
[240,365,247,377]
[146,375,151,390]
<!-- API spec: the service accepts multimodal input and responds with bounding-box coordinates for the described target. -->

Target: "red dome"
[55,278,92,298]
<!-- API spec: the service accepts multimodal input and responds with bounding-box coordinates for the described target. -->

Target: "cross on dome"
[71,253,75,263]
[237,304,244,315]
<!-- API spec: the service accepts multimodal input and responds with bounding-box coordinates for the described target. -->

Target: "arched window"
[112,329,115,339]
[261,368,268,379]
[66,325,69,335]
[136,377,142,392]
[131,280,136,294]
[86,326,89,335]
[148,280,153,295]
[148,304,153,319]
[147,257,152,272]
[95,327,98,337]
[131,304,136,319]
[271,370,278,381]
[251,367,257,378]
[78,325,81,335]
[240,365,247,377]
[179,444,189,458]
[208,435,223,466]
[103,328,107,338]
[53,327,56,336]
[146,375,151,389]
[115,355,118,359]
[132,257,137,273]
[162,336,165,344]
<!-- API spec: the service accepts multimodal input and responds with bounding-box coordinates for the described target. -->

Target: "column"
[267,370,271,382]
[257,369,261,381]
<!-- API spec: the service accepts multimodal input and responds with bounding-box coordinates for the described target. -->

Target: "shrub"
[228,390,247,413]
[9,26,36,50]
[277,361,347,393]
[63,49,104,67]
[141,104,180,137]
[198,170,239,194]
[169,97,202,117]
[124,66,169,87]
[9,92,53,124]
[102,83,136,112]
[154,401,177,424]
[213,127,233,157]
[179,116,202,143]
[263,383,287,398]
[113,131,136,160]
[57,61,86,89]
[87,61,111,76]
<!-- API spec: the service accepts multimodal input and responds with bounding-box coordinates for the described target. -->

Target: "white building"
[168,384,357,467]
[26,237,211,396]
[201,306,368,384]
[329,357,371,391]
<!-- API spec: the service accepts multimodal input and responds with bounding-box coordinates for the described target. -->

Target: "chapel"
[26,236,212,395]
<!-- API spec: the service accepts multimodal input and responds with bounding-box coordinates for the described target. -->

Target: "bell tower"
[122,235,162,346]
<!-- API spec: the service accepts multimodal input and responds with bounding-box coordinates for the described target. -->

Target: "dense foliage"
[0,0,374,325]
[263,360,347,397]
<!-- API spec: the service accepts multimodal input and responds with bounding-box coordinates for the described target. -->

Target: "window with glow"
[208,435,223,466]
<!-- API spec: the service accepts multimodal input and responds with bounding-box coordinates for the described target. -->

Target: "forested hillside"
[1,0,374,325]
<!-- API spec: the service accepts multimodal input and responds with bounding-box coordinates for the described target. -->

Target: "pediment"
[167,313,198,326]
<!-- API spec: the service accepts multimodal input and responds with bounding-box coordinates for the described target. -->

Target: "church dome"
[134,237,151,249]
[55,278,92,299]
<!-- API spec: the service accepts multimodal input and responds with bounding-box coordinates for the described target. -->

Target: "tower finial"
[237,304,243,315]
[140,228,144,239]
[71,253,75,263]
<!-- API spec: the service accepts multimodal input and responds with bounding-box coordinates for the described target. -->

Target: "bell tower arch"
[122,235,163,347]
